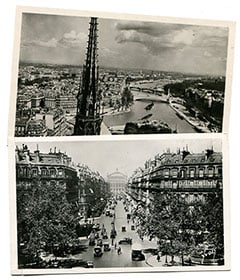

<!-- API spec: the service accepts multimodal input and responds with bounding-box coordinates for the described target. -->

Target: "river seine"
[103,92,196,133]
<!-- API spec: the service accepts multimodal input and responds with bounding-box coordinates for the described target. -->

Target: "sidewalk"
[146,254,182,267]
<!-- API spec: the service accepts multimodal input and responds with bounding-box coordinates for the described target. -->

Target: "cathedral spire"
[74,17,102,135]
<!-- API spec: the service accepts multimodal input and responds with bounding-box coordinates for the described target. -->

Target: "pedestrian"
[157,254,161,262]
[117,246,122,255]
[114,242,117,250]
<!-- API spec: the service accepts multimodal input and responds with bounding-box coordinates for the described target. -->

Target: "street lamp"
[164,239,171,265]
[178,229,184,266]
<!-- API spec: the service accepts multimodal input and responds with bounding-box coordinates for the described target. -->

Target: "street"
[74,200,158,268]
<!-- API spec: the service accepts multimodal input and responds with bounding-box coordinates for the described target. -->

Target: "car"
[118,237,132,245]
[86,260,94,268]
[94,246,103,257]
[142,248,159,255]
[89,239,95,246]
[60,259,90,268]
[97,238,103,247]
[92,223,100,231]
[103,241,111,251]
[102,233,108,239]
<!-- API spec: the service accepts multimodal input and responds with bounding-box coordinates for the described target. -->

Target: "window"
[32,168,38,177]
[190,169,195,178]
[41,168,48,176]
[208,167,214,177]
[172,181,178,189]
[180,169,185,178]
[164,169,169,178]
[217,167,222,177]
[50,168,56,177]
[171,169,178,178]
[199,169,204,178]
[58,169,63,176]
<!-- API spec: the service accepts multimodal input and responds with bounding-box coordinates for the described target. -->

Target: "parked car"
[118,237,132,245]
[142,248,159,255]
[59,259,91,268]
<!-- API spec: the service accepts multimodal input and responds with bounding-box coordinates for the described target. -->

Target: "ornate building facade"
[15,145,79,203]
[107,170,128,197]
[128,148,222,204]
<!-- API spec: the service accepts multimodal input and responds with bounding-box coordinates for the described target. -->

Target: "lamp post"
[164,239,171,265]
[178,229,184,266]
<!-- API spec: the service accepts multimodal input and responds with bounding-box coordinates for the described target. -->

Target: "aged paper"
[8,5,234,275]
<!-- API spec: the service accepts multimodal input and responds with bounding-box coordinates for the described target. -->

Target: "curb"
[145,255,154,267]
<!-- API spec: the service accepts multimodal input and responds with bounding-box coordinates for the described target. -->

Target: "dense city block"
[15,62,225,136]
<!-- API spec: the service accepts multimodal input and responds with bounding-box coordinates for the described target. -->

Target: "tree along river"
[103,91,196,133]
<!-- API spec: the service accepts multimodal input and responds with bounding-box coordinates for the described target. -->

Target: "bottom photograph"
[12,137,227,273]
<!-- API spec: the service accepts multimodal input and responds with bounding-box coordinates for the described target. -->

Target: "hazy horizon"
[20,13,229,76]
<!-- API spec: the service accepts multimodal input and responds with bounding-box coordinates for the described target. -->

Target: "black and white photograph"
[11,7,234,137]
[11,136,228,274]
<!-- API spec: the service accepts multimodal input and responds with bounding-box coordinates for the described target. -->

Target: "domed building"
[107,169,127,197]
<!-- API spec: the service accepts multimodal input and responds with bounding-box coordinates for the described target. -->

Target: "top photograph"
[12,7,235,137]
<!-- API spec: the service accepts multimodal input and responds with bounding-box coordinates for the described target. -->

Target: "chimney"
[34,146,40,163]
[182,150,190,160]
[205,148,214,160]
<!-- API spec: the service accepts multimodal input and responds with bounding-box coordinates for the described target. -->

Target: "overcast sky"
[16,138,222,179]
[19,13,229,76]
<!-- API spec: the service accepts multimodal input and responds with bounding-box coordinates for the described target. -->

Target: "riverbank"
[102,90,219,134]
[169,99,212,133]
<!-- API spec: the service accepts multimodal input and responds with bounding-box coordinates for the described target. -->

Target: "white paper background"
[1,0,239,279]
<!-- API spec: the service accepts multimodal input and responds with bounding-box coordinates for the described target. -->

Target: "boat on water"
[144,102,154,111]
[139,113,153,120]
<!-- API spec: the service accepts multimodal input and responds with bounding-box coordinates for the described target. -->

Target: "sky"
[19,13,229,76]
[16,138,222,179]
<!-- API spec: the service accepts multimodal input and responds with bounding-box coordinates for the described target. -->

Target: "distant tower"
[74,17,102,135]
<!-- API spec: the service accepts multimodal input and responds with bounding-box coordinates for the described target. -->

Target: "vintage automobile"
[92,223,100,231]
[97,238,103,247]
[102,233,108,239]
[94,246,103,257]
[103,241,111,252]
[131,244,145,261]
[118,237,132,245]
[122,226,126,232]
[89,239,95,246]
[86,260,94,268]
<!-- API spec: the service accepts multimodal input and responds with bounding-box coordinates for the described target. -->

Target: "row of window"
[150,166,222,179]
[17,167,64,177]
[150,179,221,189]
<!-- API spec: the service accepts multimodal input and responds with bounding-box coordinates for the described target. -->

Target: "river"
[103,91,196,133]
